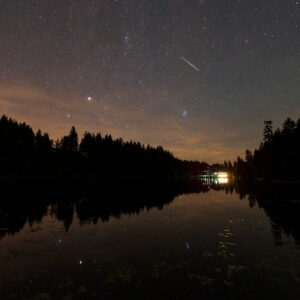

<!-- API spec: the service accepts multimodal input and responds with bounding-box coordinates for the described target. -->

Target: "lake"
[1,179,300,299]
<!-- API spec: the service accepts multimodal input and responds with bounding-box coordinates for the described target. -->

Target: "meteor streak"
[180,56,200,71]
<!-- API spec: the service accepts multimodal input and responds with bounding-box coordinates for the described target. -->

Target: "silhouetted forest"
[0,115,208,179]
[224,117,300,180]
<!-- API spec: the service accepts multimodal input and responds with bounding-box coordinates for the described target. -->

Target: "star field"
[0,0,299,162]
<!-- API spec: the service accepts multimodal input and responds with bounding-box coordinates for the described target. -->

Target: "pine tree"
[263,120,273,142]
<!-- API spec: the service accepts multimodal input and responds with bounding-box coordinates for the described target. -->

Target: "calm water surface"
[1,180,300,299]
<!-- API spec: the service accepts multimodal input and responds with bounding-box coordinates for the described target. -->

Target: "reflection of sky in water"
[1,188,300,298]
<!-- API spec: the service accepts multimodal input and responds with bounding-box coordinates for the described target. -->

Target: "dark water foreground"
[1,179,300,299]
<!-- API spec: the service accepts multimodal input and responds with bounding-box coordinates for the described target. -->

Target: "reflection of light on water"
[199,171,229,185]
[217,177,228,184]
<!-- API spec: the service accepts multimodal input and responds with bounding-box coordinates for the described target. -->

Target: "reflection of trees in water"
[0,180,212,239]
[2,180,299,246]
[230,181,300,245]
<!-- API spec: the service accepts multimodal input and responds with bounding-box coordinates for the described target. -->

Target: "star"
[0,0,298,163]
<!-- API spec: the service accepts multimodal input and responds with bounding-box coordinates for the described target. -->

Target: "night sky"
[0,0,299,162]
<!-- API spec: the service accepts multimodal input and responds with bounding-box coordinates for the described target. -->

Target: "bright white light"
[79,260,83,264]
[217,172,228,178]
[218,178,228,184]
[87,96,92,101]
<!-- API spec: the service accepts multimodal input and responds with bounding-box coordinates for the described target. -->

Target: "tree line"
[224,117,300,180]
[0,115,208,179]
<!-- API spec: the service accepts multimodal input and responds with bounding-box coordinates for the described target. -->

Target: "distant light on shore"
[215,172,228,178]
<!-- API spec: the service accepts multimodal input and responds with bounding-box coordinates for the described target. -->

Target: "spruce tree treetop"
[263,120,273,142]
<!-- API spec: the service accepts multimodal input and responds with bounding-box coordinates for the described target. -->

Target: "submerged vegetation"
[0,115,208,179]
[225,117,300,181]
